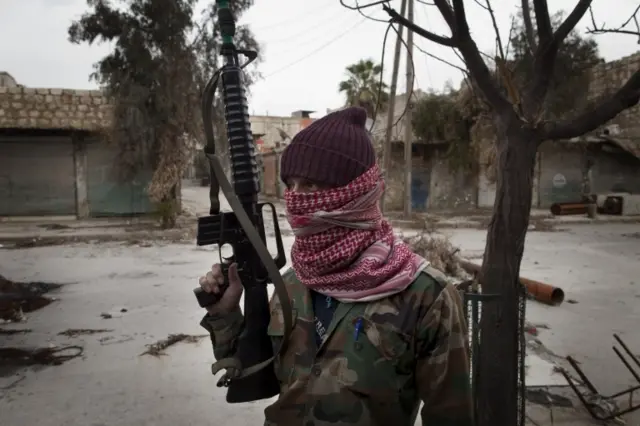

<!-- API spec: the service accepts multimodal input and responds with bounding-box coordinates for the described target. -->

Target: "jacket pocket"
[334,315,413,397]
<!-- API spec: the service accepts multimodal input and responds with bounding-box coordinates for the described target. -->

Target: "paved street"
[0,186,639,425]
[446,224,640,397]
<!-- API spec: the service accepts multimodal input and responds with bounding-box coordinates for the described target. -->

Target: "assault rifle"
[192,0,294,403]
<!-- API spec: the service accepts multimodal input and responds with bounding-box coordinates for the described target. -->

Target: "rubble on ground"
[403,232,470,280]
[141,333,208,357]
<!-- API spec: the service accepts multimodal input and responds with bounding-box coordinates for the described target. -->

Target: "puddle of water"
[0,345,84,377]
[0,275,62,321]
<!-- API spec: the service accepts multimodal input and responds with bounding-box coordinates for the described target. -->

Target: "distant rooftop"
[290,110,315,118]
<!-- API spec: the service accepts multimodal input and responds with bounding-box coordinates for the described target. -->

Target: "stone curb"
[389,217,640,230]
[0,229,194,248]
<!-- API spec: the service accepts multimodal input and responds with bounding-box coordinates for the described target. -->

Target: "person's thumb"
[227,263,243,297]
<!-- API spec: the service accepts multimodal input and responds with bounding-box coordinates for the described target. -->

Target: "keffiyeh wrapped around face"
[285,164,426,302]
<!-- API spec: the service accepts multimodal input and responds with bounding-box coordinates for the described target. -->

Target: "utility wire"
[261,10,350,45]
[369,22,394,132]
[347,0,390,23]
[263,18,368,78]
[339,0,416,133]
[250,0,336,32]
[339,0,390,11]
[417,3,434,88]
[335,0,393,133]
[262,14,360,57]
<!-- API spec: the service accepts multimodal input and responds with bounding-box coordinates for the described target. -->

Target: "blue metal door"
[411,169,430,211]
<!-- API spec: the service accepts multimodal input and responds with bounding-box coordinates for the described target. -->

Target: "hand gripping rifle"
[193,0,294,403]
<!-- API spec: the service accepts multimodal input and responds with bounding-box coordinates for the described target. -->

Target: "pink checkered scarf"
[285,164,427,302]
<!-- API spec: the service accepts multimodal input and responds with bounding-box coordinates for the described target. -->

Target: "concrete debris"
[58,329,113,337]
[141,334,208,357]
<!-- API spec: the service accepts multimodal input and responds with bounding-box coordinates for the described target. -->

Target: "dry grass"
[403,232,469,279]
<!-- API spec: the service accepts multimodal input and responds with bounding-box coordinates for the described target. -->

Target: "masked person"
[198,107,473,426]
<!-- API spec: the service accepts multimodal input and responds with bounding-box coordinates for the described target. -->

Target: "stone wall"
[382,151,407,211]
[0,87,111,131]
[428,149,477,210]
[383,144,477,211]
[587,52,640,140]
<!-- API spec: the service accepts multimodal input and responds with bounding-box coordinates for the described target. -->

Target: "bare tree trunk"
[476,114,539,426]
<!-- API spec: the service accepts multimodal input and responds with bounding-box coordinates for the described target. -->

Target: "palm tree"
[338,59,389,118]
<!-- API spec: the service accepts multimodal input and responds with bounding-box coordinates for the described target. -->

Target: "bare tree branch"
[541,2,640,139]
[543,70,640,139]
[449,0,514,113]
[383,0,513,113]
[505,16,517,58]
[450,0,471,38]
[385,0,637,131]
[472,0,488,11]
[532,0,552,45]
[432,0,456,29]
[383,4,455,46]
[521,0,537,53]
[587,4,640,37]
[523,0,592,120]
[552,0,592,46]
[483,0,506,60]
[451,46,467,65]
[415,43,468,73]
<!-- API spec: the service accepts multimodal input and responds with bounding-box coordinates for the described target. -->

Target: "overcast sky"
[2,0,639,117]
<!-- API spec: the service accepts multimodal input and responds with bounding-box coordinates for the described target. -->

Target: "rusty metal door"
[86,139,154,217]
[0,136,76,216]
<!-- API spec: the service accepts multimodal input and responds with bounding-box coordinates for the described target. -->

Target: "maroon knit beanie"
[280,106,376,188]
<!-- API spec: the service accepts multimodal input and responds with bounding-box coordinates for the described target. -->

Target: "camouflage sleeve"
[199,305,244,360]
[416,283,473,426]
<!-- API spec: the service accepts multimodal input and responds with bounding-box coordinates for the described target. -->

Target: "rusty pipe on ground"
[458,260,565,306]
[550,202,588,216]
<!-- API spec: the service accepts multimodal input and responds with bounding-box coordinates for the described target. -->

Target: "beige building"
[252,110,315,152]
[184,109,317,179]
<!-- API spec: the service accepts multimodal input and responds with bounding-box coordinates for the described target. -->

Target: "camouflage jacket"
[200,267,473,426]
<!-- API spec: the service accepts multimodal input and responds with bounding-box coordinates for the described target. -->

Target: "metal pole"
[380,0,407,214]
[403,0,414,219]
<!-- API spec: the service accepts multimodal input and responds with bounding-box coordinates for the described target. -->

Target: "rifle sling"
[207,153,294,381]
